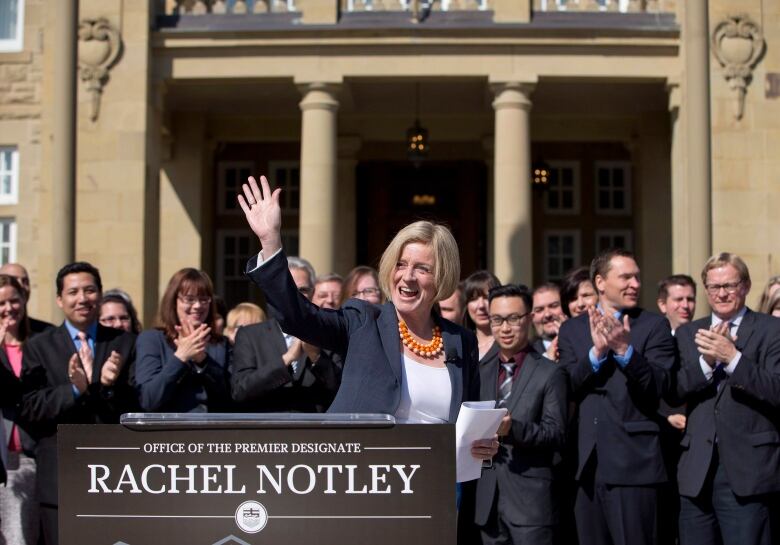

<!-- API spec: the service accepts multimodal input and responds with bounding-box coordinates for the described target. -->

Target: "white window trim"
[543,160,581,216]
[0,218,17,264]
[268,160,300,214]
[0,146,19,205]
[0,0,24,53]
[543,229,581,281]
[217,161,253,215]
[595,229,633,252]
[215,229,254,298]
[594,160,632,216]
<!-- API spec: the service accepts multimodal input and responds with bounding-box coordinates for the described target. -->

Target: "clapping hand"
[545,336,560,361]
[588,307,609,359]
[237,175,283,257]
[695,321,737,368]
[174,321,211,364]
[68,353,89,394]
[100,350,124,387]
[282,339,303,367]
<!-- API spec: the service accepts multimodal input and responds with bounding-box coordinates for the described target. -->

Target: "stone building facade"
[0,0,777,324]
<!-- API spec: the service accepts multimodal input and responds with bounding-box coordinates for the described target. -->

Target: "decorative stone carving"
[711,14,765,120]
[78,18,122,122]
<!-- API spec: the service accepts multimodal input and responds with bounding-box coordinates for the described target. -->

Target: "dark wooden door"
[356,161,487,277]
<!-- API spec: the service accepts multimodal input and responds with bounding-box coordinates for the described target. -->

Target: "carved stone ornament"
[78,18,122,122]
[711,14,765,120]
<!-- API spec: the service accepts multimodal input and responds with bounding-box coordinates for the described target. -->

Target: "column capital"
[297,81,342,112]
[490,79,538,111]
[666,76,681,113]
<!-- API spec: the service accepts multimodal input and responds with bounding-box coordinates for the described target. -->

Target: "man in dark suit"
[531,283,567,361]
[231,256,342,412]
[475,284,567,545]
[20,262,136,545]
[557,249,676,545]
[0,263,55,333]
[675,253,780,545]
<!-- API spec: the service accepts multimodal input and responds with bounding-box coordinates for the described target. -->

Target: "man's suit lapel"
[506,352,539,415]
[733,308,755,353]
[0,348,11,374]
[56,324,78,382]
[378,304,402,383]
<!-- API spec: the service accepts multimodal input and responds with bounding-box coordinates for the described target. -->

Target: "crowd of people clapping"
[0,176,779,545]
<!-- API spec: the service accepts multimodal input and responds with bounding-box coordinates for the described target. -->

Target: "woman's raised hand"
[237,175,283,256]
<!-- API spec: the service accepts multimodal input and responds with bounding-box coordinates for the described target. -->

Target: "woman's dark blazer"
[246,250,480,422]
[135,329,231,413]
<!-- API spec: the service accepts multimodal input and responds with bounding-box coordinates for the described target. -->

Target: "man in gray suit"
[475,284,568,545]
[676,253,780,545]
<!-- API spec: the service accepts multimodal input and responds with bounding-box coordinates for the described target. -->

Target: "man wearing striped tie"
[675,253,780,545]
[474,284,568,545]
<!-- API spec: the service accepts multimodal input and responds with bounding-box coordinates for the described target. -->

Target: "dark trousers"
[479,489,554,545]
[574,460,658,545]
[39,504,57,545]
[679,456,772,545]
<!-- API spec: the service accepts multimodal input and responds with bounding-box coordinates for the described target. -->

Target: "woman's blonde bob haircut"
[378,221,460,304]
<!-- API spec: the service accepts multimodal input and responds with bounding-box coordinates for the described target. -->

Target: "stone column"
[491,81,535,284]
[682,0,712,290]
[298,83,340,275]
[52,0,77,269]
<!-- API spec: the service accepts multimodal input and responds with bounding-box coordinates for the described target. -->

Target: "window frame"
[0,0,24,53]
[594,160,632,216]
[594,229,634,253]
[543,160,581,216]
[0,218,17,265]
[215,229,256,303]
[268,160,301,214]
[543,229,581,282]
[216,161,254,216]
[0,146,19,205]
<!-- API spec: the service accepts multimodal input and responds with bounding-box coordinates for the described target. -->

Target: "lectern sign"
[58,418,455,545]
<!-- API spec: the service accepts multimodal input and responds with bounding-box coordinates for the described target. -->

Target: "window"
[594,161,631,215]
[544,161,580,215]
[595,229,633,253]
[0,147,18,204]
[544,230,580,281]
[216,230,257,307]
[0,219,16,265]
[0,0,24,52]
[217,161,253,215]
[268,161,300,213]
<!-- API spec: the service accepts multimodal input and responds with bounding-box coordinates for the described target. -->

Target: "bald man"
[0,263,54,334]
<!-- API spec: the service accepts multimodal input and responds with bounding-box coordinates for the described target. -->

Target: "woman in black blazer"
[237,176,498,458]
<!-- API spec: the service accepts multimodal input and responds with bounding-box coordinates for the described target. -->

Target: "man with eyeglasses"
[474,284,567,545]
[675,253,780,545]
[231,257,343,412]
[557,248,676,545]
[19,262,136,545]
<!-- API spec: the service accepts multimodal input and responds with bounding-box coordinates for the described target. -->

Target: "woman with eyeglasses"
[341,266,383,306]
[99,289,142,334]
[135,268,231,412]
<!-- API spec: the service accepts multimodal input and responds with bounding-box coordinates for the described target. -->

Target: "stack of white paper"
[455,401,508,482]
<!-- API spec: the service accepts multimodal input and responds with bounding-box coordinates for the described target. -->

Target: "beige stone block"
[712,190,768,227]
[711,131,764,160]
[117,131,146,161]
[77,190,122,220]
[712,159,753,191]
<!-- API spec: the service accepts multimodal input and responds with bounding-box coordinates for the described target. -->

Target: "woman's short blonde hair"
[225,302,266,334]
[378,221,460,303]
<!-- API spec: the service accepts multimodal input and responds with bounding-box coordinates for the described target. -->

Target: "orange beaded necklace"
[398,320,444,358]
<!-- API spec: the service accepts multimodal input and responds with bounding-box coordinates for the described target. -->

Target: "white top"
[394,355,452,424]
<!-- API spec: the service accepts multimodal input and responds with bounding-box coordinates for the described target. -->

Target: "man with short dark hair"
[557,249,676,545]
[475,284,567,545]
[20,262,136,545]
[676,253,780,545]
[531,283,567,361]
[0,262,54,333]
[657,274,697,334]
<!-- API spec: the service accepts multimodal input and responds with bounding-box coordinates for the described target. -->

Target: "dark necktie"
[498,361,515,407]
